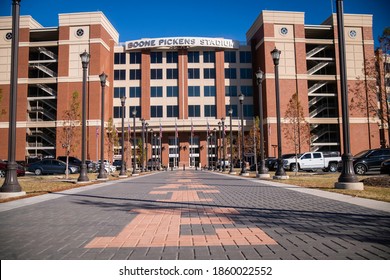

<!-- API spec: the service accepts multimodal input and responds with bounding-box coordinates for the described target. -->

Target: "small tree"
[106,118,118,163]
[283,93,310,174]
[60,91,81,179]
[0,88,6,117]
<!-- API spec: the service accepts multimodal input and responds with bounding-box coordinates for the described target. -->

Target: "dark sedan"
[0,160,25,177]
[380,159,390,175]
[352,148,390,175]
[27,159,79,175]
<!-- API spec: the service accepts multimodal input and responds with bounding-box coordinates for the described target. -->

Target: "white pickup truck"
[283,152,341,172]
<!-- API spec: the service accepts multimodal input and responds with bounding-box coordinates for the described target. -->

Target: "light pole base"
[131,173,139,177]
[273,175,289,180]
[258,173,270,179]
[0,191,26,199]
[334,182,364,190]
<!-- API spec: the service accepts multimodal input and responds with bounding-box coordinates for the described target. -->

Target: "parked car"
[216,159,230,169]
[113,160,123,170]
[348,148,390,175]
[28,159,79,175]
[147,159,161,170]
[266,154,296,171]
[283,152,341,172]
[57,156,82,167]
[0,160,25,177]
[97,160,116,173]
[380,159,390,175]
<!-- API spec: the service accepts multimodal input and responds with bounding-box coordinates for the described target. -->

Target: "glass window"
[166,51,178,63]
[114,53,126,64]
[226,105,238,117]
[203,68,216,79]
[129,106,141,118]
[241,85,253,96]
[188,105,201,117]
[151,52,162,63]
[167,105,178,117]
[225,68,237,79]
[114,70,126,80]
[114,106,126,118]
[129,87,141,98]
[204,86,216,97]
[239,51,252,63]
[188,51,200,63]
[243,104,253,118]
[240,68,252,79]
[188,68,200,79]
[151,106,163,118]
[313,153,322,159]
[225,86,237,96]
[224,51,236,63]
[151,69,163,79]
[302,154,312,159]
[203,51,215,63]
[188,86,200,97]
[167,68,178,79]
[204,105,216,117]
[151,86,163,97]
[114,87,126,98]
[167,86,178,97]
[129,69,141,80]
[130,52,141,64]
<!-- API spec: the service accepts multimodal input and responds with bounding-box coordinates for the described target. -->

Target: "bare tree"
[106,118,118,164]
[0,89,6,117]
[60,91,81,179]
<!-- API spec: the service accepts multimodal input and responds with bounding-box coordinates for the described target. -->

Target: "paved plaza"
[0,170,389,260]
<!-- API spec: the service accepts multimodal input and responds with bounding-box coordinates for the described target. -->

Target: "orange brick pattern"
[85,178,277,248]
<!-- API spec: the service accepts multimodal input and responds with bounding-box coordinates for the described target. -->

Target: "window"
[225,86,237,96]
[240,68,252,79]
[114,53,126,64]
[167,68,178,79]
[204,105,216,117]
[188,86,200,97]
[167,105,178,117]
[226,105,238,117]
[129,87,141,98]
[224,51,236,63]
[302,154,312,159]
[151,86,163,97]
[151,106,163,118]
[225,68,237,79]
[166,51,178,63]
[151,52,162,63]
[241,85,253,96]
[130,52,141,64]
[188,51,200,63]
[313,153,322,159]
[151,69,163,79]
[204,86,216,97]
[243,104,253,118]
[188,105,201,117]
[129,106,141,118]
[114,87,126,98]
[114,70,126,80]
[167,86,178,97]
[129,69,141,80]
[239,51,252,63]
[203,68,216,79]
[203,51,215,63]
[188,68,200,79]
[114,106,126,118]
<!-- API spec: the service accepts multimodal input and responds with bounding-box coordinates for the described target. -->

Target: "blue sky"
[0,0,389,47]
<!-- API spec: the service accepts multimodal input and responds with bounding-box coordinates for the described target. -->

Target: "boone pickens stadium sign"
[125,37,240,50]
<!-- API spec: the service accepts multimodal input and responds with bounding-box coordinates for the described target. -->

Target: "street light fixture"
[77,50,90,182]
[221,118,226,172]
[256,68,270,178]
[119,96,127,177]
[97,72,108,180]
[228,107,235,174]
[132,108,139,176]
[0,0,25,197]
[271,47,288,179]
[239,93,248,176]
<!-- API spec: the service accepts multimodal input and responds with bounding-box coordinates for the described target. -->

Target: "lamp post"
[153,133,157,170]
[77,50,90,182]
[213,128,217,170]
[208,133,212,170]
[0,0,24,197]
[132,108,138,176]
[141,119,145,172]
[218,121,222,171]
[271,47,288,179]
[239,93,248,176]
[97,72,108,180]
[119,96,127,177]
[145,123,149,170]
[150,129,154,171]
[221,118,226,172]
[256,68,270,178]
[228,107,235,174]
[334,0,363,190]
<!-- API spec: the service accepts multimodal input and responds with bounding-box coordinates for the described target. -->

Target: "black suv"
[352,148,390,175]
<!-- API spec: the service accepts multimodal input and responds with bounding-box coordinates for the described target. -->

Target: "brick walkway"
[0,170,389,260]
